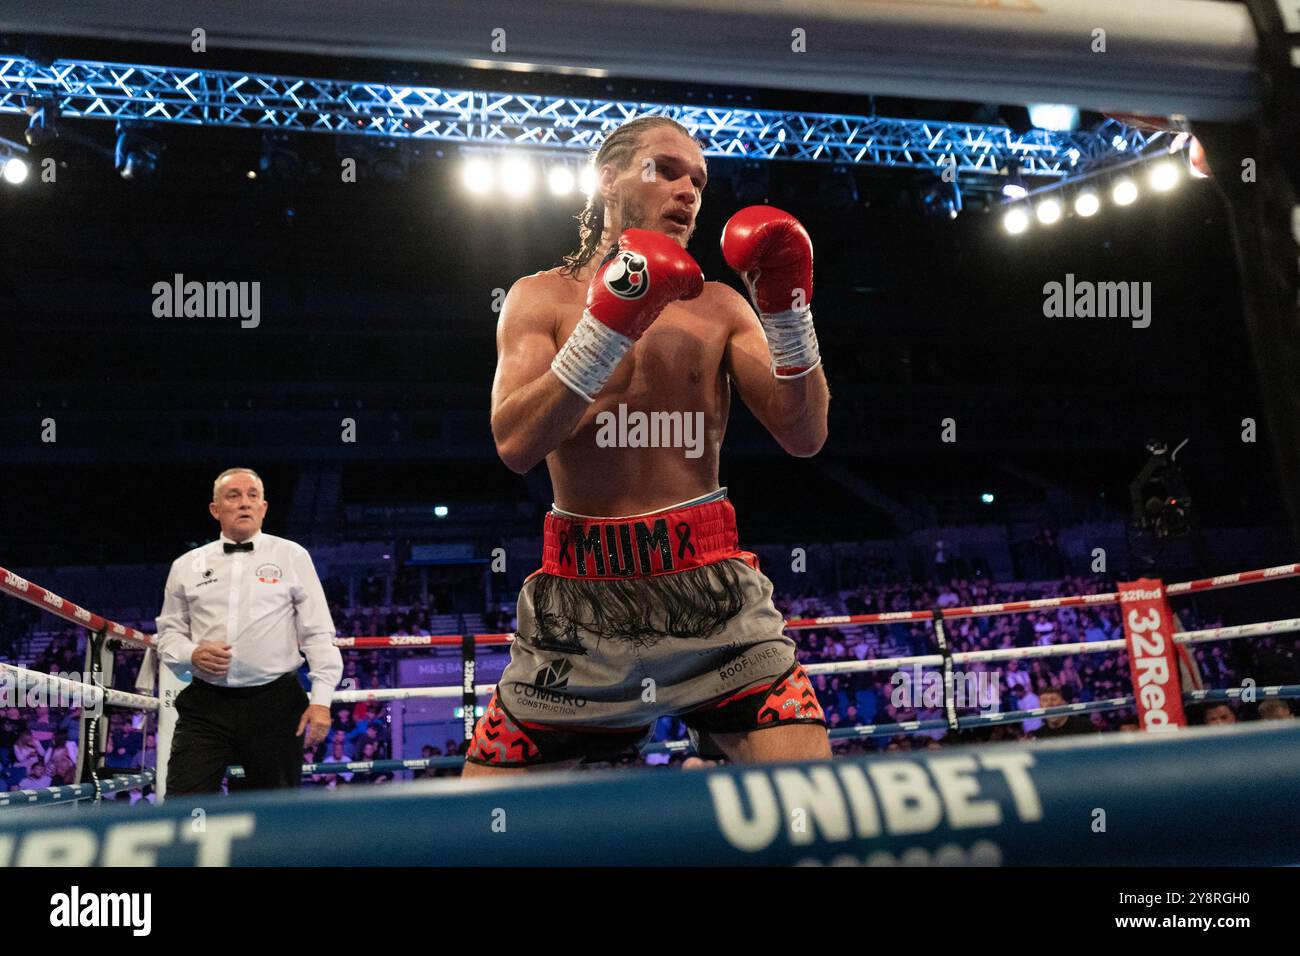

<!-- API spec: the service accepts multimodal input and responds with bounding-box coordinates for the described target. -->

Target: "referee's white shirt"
[155,531,343,707]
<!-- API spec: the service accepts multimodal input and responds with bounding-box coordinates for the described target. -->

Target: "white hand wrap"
[550,310,635,403]
[758,306,821,379]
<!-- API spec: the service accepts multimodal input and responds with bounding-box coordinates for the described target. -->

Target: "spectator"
[19,759,52,790]
[332,706,357,737]
[1259,700,1295,721]
[1203,703,1237,726]
[47,728,76,766]
[12,730,45,770]
[1032,687,1097,738]
[355,722,388,760]
[1003,659,1030,695]
[1016,684,1042,734]
[1031,613,1056,645]
[318,741,355,785]
[47,749,76,785]
[0,712,18,751]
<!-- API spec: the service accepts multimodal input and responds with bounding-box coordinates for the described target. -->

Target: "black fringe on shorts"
[527,561,747,650]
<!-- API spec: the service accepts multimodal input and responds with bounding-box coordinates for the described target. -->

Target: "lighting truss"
[0,57,1168,185]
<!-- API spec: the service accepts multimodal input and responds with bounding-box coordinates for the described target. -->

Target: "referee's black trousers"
[167,672,308,795]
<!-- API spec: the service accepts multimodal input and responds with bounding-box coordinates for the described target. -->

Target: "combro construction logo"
[511,658,588,715]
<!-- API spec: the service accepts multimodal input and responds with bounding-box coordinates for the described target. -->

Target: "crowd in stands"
[3,552,1296,790]
[769,569,1297,755]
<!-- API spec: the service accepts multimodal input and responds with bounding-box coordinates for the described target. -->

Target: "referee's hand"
[192,642,232,677]
[297,704,332,749]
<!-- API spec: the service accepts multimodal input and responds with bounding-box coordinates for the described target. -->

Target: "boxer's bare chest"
[542,269,734,514]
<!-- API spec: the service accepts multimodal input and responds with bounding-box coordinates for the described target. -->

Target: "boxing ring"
[2,556,1298,864]
[0,0,1298,867]
[0,722,1297,866]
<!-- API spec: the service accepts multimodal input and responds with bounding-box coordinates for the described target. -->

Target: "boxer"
[467,116,831,773]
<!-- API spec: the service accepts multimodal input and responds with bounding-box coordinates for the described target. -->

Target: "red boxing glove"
[721,205,821,378]
[721,204,814,314]
[552,229,704,401]
[586,229,704,339]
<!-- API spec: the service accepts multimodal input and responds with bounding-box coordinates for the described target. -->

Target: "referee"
[155,467,343,794]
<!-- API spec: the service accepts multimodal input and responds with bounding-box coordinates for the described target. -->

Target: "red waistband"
[540,498,742,579]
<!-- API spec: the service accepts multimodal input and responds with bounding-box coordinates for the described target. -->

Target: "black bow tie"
[223,541,254,553]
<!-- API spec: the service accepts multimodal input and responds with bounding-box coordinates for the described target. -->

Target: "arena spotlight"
[434,505,449,518]
[980,492,995,505]
[547,166,576,196]
[462,157,494,194]
[1027,103,1080,132]
[1074,190,1100,217]
[1002,162,1028,201]
[114,123,162,181]
[2,156,29,185]
[1148,159,1181,192]
[579,165,597,197]
[918,174,962,220]
[24,103,58,148]
[1112,178,1139,206]
[1003,206,1030,234]
[500,154,536,198]
[1035,197,1062,225]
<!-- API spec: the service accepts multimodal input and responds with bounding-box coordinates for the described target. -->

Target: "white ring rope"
[802,616,1300,677]
[0,661,159,712]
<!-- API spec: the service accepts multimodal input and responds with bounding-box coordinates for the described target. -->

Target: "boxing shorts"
[467,488,825,767]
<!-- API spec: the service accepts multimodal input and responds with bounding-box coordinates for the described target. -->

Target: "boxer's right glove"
[551,229,704,402]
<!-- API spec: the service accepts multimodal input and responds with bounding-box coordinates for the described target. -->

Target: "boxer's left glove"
[720,205,821,378]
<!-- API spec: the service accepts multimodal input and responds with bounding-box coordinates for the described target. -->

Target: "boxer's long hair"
[559,115,699,279]
[528,561,746,650]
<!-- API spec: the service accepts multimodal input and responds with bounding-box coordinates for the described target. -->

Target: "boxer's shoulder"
[700,278,749,311]
[537,265,586,294]
[696,279,753,332]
